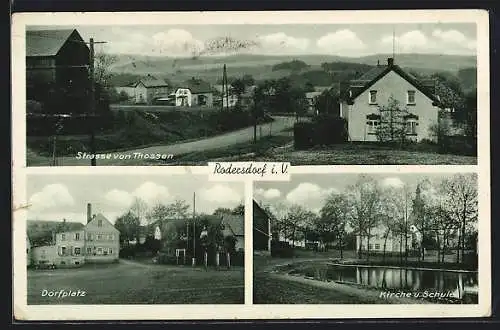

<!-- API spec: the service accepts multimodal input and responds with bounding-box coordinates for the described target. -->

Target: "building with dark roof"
[133,74,169,104]
[26,29,91,113]
[253,200,271,253]
[340,57,443,142]
[173,78,214,107]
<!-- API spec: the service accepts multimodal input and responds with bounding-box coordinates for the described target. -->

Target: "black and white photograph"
[23,20,479,166]
[253,172,479,304]
[25,173,245,304]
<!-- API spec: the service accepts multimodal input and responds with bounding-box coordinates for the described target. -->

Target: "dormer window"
[98,219,103,227]
[369,90,377,104]
[407,90,416,105]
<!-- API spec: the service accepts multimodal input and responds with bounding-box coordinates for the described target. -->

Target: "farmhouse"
[133,75,169,104]
[173,78,214,107]
[28,203,120,268]
[253,200,272,253]
[220,214,245,252]
[26,29,90,112]
[341,58,442,142]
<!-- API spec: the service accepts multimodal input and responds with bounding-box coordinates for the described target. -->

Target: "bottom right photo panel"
[253,172,478,305]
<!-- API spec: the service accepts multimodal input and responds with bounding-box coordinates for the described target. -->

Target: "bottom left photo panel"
[23,172,245,305]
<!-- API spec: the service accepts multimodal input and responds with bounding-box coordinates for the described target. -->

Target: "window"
[86,247,92,255]
[98,219,103,227]
[374,244,381,250]
[198,94,207,106]
[369,90,377,104]
[97,234,102,241]
[366,119,380,135]
[103,247,108,255]
[405,119,418,135]
[407,90,416,105]
[87,233,93,241]
[368,244,373,250]
[75,233,80,240]
[74,247,81,256]
[109,248,113,255]
[60,246,67,256]
[61,234,66,241]
[97,247,103,255]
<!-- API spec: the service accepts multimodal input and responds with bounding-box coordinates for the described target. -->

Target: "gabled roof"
[26,29,87,57]
[221,214,244,237]
[86,213,119,232]
[178,78,212,94]
[347,63,441,106]
[137,75,168,88]
[253,200,270,219]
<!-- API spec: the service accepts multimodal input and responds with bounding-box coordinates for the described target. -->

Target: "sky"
[28,23,477,57]
[26,174,244,225]
[254,172,474,215]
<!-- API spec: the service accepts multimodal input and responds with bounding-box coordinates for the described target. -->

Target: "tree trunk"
[436,232,441,263]
[461,200,467,264]
[456,230,461,264]
[366,228,371,261]
[339,236,343,259]
[382,229,390,262]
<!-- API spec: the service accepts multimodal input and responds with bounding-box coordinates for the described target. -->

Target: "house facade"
[253,200,272,253]
[84,213,120,263]
[29,204,120,267]
[134,75,169,104]
[173,78,214,108]
[341,58,442,142]
[355,225,414,254]
[174,88,193,107]
[26,29,91,113]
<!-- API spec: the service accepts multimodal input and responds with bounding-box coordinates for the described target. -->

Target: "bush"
[439,135,477,156]
[271,240,294,258]
[293,116,348,149]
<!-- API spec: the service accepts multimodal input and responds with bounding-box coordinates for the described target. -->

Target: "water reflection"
[290,263,478,300]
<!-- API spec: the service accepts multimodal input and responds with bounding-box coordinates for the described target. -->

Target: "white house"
[174,88,192,107]
[355,225,414,254]
[341,58,442,142]
[173,78,214,108]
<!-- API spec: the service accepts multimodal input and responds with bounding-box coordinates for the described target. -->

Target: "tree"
[166,199,190,219]
[114,211,141,245]
[130,197,149,225]
[345,175,383,260]
[213,207,232,217]
[440,174,478,263]
[319,192,349,257]
[314,88,340,116]
[230,78,246,108]
[94,52,118,87]
[231,204,245,216]
[376,97,410,145]
[241,74,255,87]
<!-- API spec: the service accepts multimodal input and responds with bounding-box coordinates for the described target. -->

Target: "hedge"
[294,117,348,149]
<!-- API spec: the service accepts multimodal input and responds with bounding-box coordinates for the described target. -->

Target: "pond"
[283,262,478,302]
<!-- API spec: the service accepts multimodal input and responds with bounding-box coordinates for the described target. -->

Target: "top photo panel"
[17,11,485,166]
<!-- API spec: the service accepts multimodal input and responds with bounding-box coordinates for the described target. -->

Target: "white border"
[12,9,490,320]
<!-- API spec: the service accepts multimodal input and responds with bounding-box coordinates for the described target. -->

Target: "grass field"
[27,259,244,304]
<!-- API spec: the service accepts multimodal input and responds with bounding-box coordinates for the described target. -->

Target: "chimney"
[51,231,56,245]
[377,60,380,67]
[387,58,394,66]
[87,203,92,223]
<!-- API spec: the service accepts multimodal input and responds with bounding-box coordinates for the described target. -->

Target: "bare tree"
[130,197,149,225]
[345,175,383,260]
[440,174,478,263]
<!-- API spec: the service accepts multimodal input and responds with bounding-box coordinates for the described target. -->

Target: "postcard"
[11,9,490,320]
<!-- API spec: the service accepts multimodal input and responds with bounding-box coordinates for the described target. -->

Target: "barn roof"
[221,214,244,237]
[26,29,87,57]
[137,75,168,88]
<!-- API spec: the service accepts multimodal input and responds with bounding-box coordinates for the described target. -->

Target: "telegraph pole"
[192,192,196,266]
[88,38,107,166]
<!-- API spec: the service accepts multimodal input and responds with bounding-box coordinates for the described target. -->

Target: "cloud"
[152,29,205,56]
[257,32,309,53]
[286,183,338,210]
[255,188,281,200]
[316,30,365,55]
[29,184,75,211]
[104,189,134,208]
[199,184,242,204]
[432,29,476,50]
[380,29,476,54]
[132,182,171,205]
[382,177,405,189]
[103,181,171,208]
